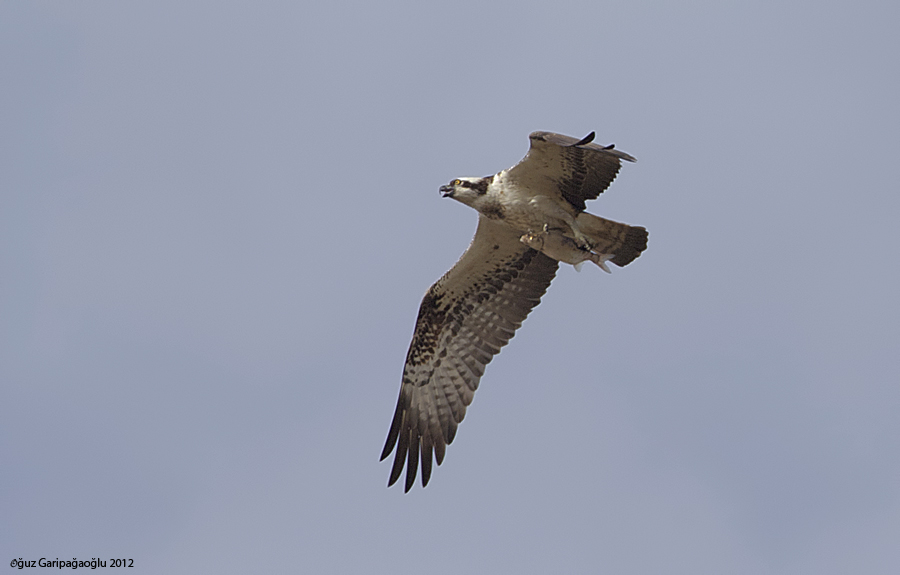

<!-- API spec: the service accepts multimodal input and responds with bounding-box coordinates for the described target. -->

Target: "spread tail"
[575,212,648,267]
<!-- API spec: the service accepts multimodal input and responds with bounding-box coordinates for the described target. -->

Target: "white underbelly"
[496,195,576,235]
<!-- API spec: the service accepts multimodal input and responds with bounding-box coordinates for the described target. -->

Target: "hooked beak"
[439,185,454,198]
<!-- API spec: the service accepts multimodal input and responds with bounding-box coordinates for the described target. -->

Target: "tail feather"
[575,212,648,267]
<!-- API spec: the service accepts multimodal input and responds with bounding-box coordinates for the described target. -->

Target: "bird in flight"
[381,131,648,491]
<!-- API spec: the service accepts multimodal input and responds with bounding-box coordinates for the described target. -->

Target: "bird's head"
[439,177,491,206]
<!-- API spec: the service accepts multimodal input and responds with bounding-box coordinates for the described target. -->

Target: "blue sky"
[3,1,899,573]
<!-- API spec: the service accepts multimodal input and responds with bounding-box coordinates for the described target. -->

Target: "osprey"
[381,131,648,491]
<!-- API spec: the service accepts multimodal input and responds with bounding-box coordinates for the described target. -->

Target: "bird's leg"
[541,222,591,249]
[572,229,592,250]
[528,197,593,250]
[557,212,593,250]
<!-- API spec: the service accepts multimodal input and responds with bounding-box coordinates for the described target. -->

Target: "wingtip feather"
[404,433,419,492]
[421,440,434,487]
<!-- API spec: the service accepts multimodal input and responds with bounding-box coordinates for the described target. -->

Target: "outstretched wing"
[381,216,559,491]
[505,131,637,212]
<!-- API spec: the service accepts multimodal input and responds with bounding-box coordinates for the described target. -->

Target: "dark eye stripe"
[459,176,493,195]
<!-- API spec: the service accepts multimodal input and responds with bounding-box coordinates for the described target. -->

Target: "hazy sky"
[3,2,899,573]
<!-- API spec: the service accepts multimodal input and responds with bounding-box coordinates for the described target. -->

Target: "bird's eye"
[453,179,461,186]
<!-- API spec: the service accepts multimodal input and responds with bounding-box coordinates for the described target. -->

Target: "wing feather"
[381,216,559,491]
[433,438,446,466]
[505,131,637,212]
[405,433,419,492]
